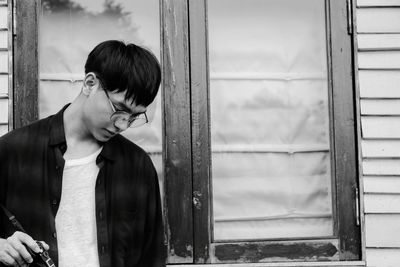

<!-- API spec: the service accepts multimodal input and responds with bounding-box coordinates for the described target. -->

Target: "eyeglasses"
[101,82,148,129]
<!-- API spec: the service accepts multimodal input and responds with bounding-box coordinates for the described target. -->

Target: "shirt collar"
[49,103,115,162]
[49,104,69,147]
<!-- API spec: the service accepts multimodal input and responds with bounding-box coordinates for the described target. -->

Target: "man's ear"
[82,72,98,96]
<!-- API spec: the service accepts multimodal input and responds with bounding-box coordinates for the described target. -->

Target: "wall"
[356,0,400,266]
[0,0,10,136]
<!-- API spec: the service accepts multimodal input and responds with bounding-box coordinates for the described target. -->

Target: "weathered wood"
[365,214,400,247]
[362,117,400,138]
[0,50,7,72]
[358,0,400,6]
[364,176,400,193]
[162,0,193,263]
[364,194,400,213]
[358,34,400,50]
[359,70,400,98]
[167,262,366,267]
[363,159,400,175]
[362,140,400,157]
[0,74,7,94]
[358,51,400,69]
[0,98,7,123]
[357,8,400,33]
[361,99,400,115]
[188,0,211,264]
[366,248,400,267]
[14,0,39,128]
[330,0,361,260]
[0,6,6,29]
[211,240,339,263]
[0,31,6,48]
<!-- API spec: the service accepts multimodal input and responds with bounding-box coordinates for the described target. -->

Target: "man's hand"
[0,231,49,266]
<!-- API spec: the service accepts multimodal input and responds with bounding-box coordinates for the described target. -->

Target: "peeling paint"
[168,244,193,264]
[214,242,338,263]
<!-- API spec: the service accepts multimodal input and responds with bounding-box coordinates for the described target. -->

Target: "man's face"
[83,86,147,142]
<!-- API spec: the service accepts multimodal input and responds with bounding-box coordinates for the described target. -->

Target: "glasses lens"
[111,112,148,128]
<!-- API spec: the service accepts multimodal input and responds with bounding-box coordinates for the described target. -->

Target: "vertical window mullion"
[162,0,194,264]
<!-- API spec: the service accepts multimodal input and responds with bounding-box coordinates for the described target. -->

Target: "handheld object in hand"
[26,241,56,267]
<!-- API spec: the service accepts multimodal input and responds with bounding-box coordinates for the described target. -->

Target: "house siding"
[356,0,400,266]
[0,0,10,136]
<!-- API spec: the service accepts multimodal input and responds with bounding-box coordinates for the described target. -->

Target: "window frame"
[163,0,361,264]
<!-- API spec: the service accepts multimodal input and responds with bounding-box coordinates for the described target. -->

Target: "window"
[14,0,360,264]
[162,0,360,263]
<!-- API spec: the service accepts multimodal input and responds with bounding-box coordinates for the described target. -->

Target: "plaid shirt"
[0,105,166,267]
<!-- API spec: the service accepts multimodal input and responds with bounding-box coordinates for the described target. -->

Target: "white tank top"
[55,147,102,267]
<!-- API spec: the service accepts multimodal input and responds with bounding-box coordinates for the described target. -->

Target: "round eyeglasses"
[101,82,148,129]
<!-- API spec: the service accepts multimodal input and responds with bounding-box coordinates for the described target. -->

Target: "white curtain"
[208,0,334,240]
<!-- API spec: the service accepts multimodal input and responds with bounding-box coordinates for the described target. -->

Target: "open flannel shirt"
[0,105,166,267]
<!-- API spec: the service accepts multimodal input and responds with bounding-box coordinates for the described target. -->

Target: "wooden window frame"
[163,0,361,264]
[14,0,361,264]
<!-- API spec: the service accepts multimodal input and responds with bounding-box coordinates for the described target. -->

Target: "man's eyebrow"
[115,102,132,113]
[116,101,146,115]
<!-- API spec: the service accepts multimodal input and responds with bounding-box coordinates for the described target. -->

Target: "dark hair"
[84,40,161,107]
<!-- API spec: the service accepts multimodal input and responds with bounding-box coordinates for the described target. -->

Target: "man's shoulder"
[0,116,53,147]
[110,134,156,170]
[111,134,148,155]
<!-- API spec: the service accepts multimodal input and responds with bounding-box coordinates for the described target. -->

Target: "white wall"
[356,0,400,266]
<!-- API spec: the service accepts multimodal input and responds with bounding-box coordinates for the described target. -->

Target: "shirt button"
[52,232,57,239]
[97,179,101,185]
[99,211,103,220]
[55,165,60,170]
[52,199,58,205]
[101,245,106,254]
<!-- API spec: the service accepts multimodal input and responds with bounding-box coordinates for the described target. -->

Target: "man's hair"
[84,40,161,107]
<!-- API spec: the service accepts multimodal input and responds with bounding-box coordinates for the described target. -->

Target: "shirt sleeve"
[0,135,8,238]
[137,160,166,267]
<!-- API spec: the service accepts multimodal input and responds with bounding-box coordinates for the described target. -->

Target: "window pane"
[39,0,163,190]
[208,0,333,240]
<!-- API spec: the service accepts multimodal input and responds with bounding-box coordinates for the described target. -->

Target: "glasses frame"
[97,75,148,128]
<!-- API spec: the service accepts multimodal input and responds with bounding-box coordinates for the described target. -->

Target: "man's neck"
[63,98,102,160]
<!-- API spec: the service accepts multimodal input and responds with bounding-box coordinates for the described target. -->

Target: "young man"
[0,40,165,267]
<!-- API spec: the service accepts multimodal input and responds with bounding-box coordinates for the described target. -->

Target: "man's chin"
[93,131,112,142]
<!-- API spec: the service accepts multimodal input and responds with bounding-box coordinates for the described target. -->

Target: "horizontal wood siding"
[357,1,400,266]
[365,214,400,247]
[357,0,400,6]
[0,2,9,137]
[366,248,400,266]
[358,34,400,50]
[359,70,400,98]
[364,176,400,193]
[357,8,400,33]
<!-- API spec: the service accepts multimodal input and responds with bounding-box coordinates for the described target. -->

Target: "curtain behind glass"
[209,0,334,240]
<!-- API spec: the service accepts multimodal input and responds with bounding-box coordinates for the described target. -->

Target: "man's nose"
[113,121,129,132]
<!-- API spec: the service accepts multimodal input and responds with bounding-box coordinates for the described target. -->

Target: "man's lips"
[105,129,116,136]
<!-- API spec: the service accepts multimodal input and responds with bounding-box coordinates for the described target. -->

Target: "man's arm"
[137,165,166,267]
[0,136,8,238]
